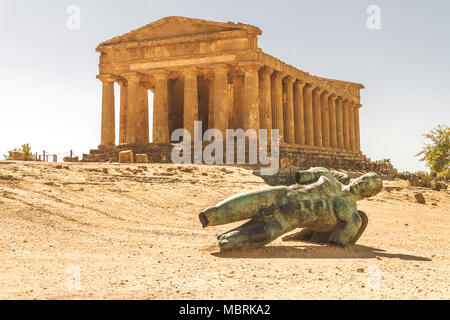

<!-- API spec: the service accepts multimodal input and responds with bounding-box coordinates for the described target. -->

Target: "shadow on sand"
[211,244,431,262]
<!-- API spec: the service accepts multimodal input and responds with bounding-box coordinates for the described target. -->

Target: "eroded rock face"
[119,150,133,163]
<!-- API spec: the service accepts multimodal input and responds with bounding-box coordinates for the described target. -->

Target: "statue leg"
[310,231,333,244]
[282,229,331,244]
[281,228,314,241]
[349,211,368,244]
[329,210,362,247]
[283,211,368,245]
[217,217,287,252]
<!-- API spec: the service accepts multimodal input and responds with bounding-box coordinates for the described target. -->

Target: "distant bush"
[375,158,392,166]
[416,124,449,179]
[415,171,433,182]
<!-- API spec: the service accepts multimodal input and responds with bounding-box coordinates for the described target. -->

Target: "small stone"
[414,192,426,204]
[357,268,365,273]
[136,154,148,163]
[430,181,441,191]
[11,151,25,161]
[103,168,108,174]
[119,150,133,163]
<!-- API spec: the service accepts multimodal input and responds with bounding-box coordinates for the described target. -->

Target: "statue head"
[349,172,383,199]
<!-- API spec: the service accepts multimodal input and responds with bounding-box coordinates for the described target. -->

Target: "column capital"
[151,70,171,81]
[182,67,199,77]
[97,74,118,83]
[122,71,146,82]
[329,93,337,100]
[210,63,229,72]
[313,87,324,94]
[321,90,331,98]
[117,79,127,88]
[294,80,307,89]
[304,82,316,90]
[259,66,273,77]
[336,96,344,102]
[239,62,261,73]
[283,75,296,84]
[272,71,285,80]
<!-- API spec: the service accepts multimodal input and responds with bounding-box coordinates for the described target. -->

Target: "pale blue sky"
[0,0,449,171]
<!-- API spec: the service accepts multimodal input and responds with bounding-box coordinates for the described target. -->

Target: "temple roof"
[98,16,262,49]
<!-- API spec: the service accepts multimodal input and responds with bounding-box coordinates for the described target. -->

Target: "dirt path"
[0,162,448,299]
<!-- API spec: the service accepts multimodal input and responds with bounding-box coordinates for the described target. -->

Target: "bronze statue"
[199,168,382,251]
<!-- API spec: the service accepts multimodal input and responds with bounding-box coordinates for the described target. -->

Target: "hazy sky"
[0,0,449,171]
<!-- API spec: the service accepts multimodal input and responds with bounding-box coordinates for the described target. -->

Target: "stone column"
[242,64,260,132]
[355,104,361,152]
[303,84,314,146]
[153,72,170,144]
[329,94,338,150]
[336,97,344,150]
[183,68,199,138]
[232,75,243,129]
[342,99,350,151]
[212,64,229,138]
[348,101,356,152]
[124,72,143,145]
[98,74,116,148]
[259,67,272,131]
[118,80,128,145]
[271,71,284,142]
[282,76,295,143]
[294,81,306,145]
[208,78,215,130]
[138,86,149,144]
[321,91,331,148]
[312,87,323,147]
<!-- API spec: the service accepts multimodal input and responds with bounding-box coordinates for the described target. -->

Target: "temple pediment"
[99,16,261,47]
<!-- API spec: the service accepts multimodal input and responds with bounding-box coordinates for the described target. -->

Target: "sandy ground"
[0,161,448,300]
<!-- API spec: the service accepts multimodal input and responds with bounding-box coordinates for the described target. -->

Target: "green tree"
[3,143,35,161]
[416,124,449,178]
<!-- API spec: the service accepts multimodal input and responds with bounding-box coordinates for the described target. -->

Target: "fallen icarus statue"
[199,167,383,251]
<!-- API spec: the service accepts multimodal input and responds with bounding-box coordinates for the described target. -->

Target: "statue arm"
[295,168,348,185]
[331,171,350,185]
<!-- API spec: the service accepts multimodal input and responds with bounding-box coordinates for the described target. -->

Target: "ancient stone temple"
[84,16,373,169]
